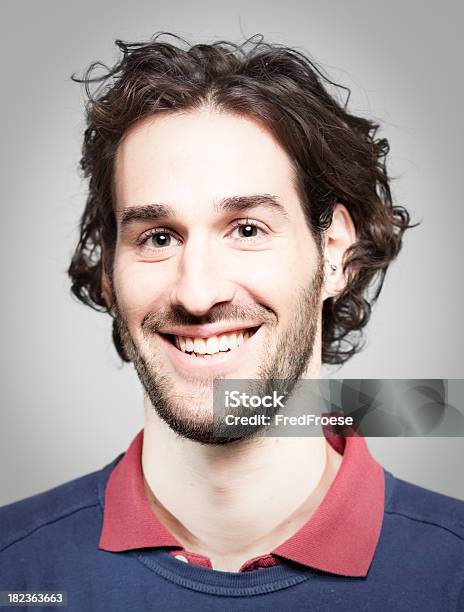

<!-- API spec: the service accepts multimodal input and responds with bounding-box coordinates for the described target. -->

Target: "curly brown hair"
[69,33,415,366]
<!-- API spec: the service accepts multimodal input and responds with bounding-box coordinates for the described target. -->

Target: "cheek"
[234,240,317,312]
[112,258,170,324]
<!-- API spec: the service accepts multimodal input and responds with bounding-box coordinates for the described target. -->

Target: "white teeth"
[228,333,238,350]
[219,335,229,352]
[173,329,255,356]
[205,336,220,355]
[193,338,206,354]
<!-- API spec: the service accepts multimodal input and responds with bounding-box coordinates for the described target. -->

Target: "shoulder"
[0,457,120,553]
[379,472,464,610]
[384,470,464,541]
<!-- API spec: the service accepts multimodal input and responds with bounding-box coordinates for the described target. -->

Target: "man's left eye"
[229,222,265,240]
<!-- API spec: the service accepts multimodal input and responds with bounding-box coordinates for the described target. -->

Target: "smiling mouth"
[162,327,260,358]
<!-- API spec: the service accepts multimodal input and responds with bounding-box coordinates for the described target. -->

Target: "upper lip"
[158,323,261,339]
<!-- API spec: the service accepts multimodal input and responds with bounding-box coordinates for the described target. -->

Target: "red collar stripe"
[99,430,384,577]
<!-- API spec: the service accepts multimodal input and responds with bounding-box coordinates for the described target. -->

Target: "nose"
[169,235,236,317]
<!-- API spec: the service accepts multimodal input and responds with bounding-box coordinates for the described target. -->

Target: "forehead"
[113,108,301,216]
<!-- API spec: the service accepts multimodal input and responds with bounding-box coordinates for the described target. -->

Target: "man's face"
[110,109,325,443]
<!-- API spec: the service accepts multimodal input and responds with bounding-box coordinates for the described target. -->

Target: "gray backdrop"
[1,0,463,506]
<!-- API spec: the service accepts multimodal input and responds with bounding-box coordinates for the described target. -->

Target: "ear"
[322,203,357,300]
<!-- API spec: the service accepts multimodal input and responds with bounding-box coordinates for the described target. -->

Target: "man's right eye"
[138,228,182,250]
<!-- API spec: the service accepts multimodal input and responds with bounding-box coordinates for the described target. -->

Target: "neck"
[141,396,342,572]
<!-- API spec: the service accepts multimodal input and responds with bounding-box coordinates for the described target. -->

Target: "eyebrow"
[214,194,288,217]
[118,193,288,229]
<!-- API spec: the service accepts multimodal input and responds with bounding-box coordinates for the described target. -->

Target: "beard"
[114,256,325,445]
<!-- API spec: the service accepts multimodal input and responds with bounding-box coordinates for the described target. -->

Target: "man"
[1,35,463,611]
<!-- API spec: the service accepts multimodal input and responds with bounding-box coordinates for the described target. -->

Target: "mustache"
[141,303,276,334]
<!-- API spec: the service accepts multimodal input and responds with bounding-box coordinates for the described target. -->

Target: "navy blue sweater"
[1,456,463,611]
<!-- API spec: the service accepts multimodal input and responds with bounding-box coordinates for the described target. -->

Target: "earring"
[325,258,338,273]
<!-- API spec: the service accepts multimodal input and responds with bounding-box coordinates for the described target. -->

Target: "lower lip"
[157,329,261,377]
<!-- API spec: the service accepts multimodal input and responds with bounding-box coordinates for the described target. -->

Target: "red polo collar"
[99,429,385,576]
